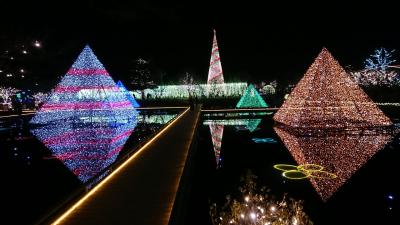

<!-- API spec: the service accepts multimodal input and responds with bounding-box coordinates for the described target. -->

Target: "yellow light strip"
[201,108,278,112]
[52,107,190,225]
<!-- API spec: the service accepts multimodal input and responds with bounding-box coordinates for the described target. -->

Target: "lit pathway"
[52,106,201,225]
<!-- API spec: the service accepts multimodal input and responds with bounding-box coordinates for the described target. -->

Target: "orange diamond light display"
[274,48,392,128]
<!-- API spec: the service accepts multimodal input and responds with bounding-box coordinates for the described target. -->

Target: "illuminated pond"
[0,109,181,225]
[185,112,400,225]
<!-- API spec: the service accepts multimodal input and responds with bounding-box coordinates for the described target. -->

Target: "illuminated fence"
[131,82,248,99]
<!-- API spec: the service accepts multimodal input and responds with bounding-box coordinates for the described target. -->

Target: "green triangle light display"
[236,84,268,108]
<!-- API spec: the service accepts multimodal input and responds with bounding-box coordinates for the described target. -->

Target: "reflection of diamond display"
[274,164,337,180]
[274,126,396,200]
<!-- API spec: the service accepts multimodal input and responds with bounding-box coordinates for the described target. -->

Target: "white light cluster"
[131,83,247,100]
[211,176,313,225]
[138,114,177,125]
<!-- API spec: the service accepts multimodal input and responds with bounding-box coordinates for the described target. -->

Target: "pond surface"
[0,109,181,225]
[187,111,400,225]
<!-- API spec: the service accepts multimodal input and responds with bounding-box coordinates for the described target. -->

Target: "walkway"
[52,106,201,225]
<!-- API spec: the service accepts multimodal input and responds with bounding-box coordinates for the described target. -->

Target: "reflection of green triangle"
[246,119,262,132]
[236,84,268,108]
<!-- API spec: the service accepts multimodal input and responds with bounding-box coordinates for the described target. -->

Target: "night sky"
[2,1,400,91]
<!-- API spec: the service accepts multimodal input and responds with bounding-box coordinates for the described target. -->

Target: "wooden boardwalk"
[52,106,201,225]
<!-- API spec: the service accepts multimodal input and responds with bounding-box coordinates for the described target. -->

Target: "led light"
[209,121,224,167]
[273,164,298,171]
[30,45,138,124]
[131,83,247,99]
[52,107,190,224]
[282,170,309,179]
[274,126,396,200]
[273,48,392,128]
[31,120,137,183]
[252,138,277,144]
[117,80,140,108]
[34,40,41,48]
[236,84,268,108]
[207,29,224,85]
[297,164,324,172]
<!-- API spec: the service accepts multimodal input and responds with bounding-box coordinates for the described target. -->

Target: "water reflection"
[274,125,397,201]
[139,114,177,124]
[31,120,136,184]
[204,118,262,132]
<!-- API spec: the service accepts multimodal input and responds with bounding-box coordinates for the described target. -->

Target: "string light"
[209,121,224,168]
[273,48,392,128]
[207,29,224,85]
[208,28,227,171]
[236,84,268,108]
[131,83,247,99]
[34,40,41,48]
[252,138,277,144]
[138,114,177,124]
[31,120,136,183]
[203,118,262,132]
[274,125,396,200]
[30,45,138,124]
[116,80,140,108]
[274,163,337,180]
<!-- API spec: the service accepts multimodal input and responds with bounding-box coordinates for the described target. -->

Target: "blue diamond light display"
[117,80,140,108]
[236,84,268,108]
[30,45,138,124]
[31,120,136,183]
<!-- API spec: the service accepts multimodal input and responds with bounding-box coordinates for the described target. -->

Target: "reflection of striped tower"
[207,30,224,84]
[30,45,138,124]
[209,122,224,168]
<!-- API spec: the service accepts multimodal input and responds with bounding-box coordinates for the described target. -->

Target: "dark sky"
[2,1,400,90]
